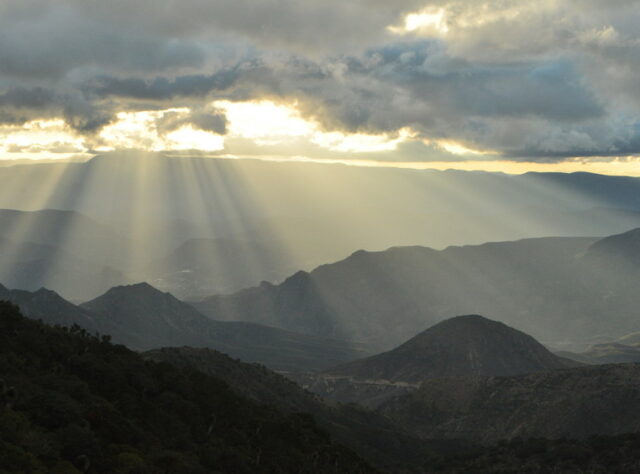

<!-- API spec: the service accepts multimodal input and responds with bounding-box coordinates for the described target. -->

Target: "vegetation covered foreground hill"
[140,347,640,474]
[5,301,640,473]
[0,301,374,474]
[143,347,445,472]
[378,363,640,444]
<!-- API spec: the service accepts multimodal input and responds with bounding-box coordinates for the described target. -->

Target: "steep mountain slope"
[326,315,573,383]
[378,363,640,444]
[0,301,374,473]
[194,236,605,348]
[80,283,370,371]
[143,347,439,471]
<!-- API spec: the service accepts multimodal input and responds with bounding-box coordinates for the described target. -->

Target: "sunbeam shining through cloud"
[2,0,640,173]
[5,4,640,471]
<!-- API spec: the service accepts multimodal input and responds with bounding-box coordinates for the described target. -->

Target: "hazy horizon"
[4,3,640,471]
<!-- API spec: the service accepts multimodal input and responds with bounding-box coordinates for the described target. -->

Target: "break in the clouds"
[2,0,640,162]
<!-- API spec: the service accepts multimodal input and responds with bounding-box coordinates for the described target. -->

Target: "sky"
[3,0,640,174]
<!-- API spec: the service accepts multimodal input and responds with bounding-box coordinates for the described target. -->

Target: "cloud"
[155,110,227,135]
[1,0,640,161]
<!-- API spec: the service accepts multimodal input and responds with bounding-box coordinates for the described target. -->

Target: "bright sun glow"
[215,100,314,144]
[0,102,412,159]
[164,126,225,151]
[389,8,449,35]
[0,119,86,159]
[216,99,412,153]
[434,140,488,156]
[312,128,415,153]
[98,109,225,152]
[99,111,164,151]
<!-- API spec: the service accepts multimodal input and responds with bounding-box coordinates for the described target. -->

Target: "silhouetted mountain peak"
[326,315,572,383]
[396,314,519,352]
[34,287,56,295]
[80,282,210,349]
[30,287,69,304]
[283,270,312,288]
[100,282,167,299]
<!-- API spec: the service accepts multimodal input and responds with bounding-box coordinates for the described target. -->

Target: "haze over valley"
[5,1,640,472]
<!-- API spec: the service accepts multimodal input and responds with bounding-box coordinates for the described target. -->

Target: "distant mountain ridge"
[193,236,601,347]
[6,153,640,302]
[194,231,640,348]
[0,282,124,335]
[0,281,370,371]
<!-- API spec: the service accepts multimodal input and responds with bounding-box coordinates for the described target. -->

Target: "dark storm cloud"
[307,43,604,129]
[0,87,57,109]
[0,86,113,133]
[0,25,204,80]
[87,68,241,101]
[0,87,102,133]
[1,0,640,160]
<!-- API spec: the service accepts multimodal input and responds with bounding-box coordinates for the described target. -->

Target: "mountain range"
[0,282,369,371]
[6,154,640,471]
[6,152,640,302]
[194,229,640,349]
[5,292,640,471]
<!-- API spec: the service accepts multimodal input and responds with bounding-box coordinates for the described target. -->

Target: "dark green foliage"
[0,301,375,473]
[143,347,446,472]
[428,434,640,473]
